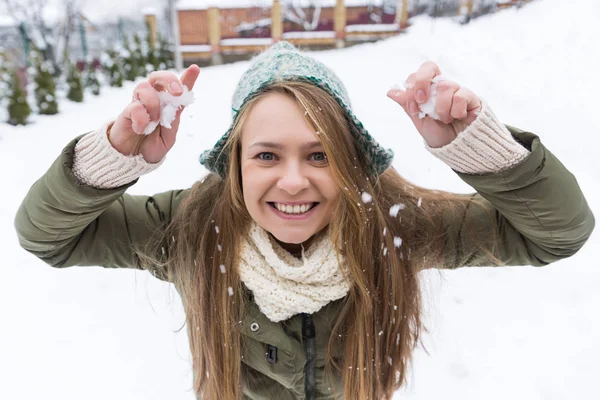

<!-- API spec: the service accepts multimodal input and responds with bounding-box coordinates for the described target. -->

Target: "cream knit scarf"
[238,223,351,323]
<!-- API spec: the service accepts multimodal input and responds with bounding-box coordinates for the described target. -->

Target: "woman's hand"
[109,65,201,163]
[387,61,482,148]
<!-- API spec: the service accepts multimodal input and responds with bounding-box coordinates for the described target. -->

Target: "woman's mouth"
[268,202,319,216]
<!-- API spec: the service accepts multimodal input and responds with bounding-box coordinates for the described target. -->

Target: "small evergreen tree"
[33,51,59,115]
[103,49,123,87]
[85,62,101,96]
[7,70,32,125]
[122,36,139,81]
[66,61,84,102]
[132,33,147,76]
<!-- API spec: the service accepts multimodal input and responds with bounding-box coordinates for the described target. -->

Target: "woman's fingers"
[128,65,200,135]
[435,81,460,124]
[147,65,200,95]
[123,101,151,135]
[148,70,184,94]
[134,82,161,122]
[387,88,407,110]
[449,86,470,120]
[401,61,441,116]
[180,64,201,91]
[412,61,441,104]
[454,86,482,124]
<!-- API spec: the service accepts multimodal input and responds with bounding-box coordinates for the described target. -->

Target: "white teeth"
[274,203,314,215]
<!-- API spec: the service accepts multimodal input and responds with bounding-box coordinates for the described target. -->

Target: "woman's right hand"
[109,65,201,163]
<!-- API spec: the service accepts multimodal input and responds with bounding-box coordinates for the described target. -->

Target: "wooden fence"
[173,0,409,65]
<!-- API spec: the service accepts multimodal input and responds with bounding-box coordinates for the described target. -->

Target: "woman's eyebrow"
[249,141,323,150]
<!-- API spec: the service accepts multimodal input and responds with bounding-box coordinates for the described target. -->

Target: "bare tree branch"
[284,1,322,31]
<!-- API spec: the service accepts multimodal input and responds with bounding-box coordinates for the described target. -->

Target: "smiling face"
[240,91,340,250]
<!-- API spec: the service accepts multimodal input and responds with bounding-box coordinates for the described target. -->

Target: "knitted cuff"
[425,102,529,174]
[72,122,164,189]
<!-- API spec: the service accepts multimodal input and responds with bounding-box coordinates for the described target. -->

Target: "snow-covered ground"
[1,0,599,399]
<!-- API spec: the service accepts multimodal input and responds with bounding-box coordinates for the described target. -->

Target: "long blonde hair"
[142,80,482,399]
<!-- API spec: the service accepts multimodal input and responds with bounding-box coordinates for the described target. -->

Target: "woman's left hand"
[387,61,482,148]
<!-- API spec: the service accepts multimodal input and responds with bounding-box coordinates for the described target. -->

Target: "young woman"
[15,42,594,400]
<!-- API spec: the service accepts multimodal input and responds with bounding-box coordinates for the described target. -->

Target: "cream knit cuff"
[72,123,164,189]
[425,102,529,174]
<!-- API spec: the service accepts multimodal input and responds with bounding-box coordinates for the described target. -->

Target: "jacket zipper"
[302,313,316,400]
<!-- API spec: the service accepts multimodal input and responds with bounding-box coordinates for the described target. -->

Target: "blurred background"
[0,0,527,124]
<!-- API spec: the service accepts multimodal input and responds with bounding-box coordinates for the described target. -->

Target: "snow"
[346,23,400,33]
[177,0,387,10]
[236,18,272,32]
[282,30,337,39]
[411,74,447,120]
[177,0,273,10]
[0,14,14,27]
[142,7,158,16]
[1,0,599,399]
[221,38,274,46]
[361,191,373,203]
[143,87,195,134]
[394,237,402,248]
[390,203,405,217]
[179,44,212,52]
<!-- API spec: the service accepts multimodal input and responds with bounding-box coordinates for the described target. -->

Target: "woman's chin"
[270,231,312,245]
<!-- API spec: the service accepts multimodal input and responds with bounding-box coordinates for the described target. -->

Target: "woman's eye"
[257,152,275,161]
[309,152,328,163]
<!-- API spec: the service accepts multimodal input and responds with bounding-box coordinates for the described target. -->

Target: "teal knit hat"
[199,41,393,178]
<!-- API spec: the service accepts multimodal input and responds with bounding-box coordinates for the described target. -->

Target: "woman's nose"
[276,164,310,195]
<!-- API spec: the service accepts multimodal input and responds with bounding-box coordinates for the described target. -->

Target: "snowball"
[389,203,405,217]
[143,86,195,135]
[393,237,402,248]
[228,287,234,296]
[417,75,448,120]
[417,197,422,207]
[361,192,372,204]
[220,264,226,274]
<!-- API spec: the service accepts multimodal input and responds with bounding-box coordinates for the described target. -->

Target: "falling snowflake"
[389,203,405,217]
[361,192,372,203]
[393,237,402,248]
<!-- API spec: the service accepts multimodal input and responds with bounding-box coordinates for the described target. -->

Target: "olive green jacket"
[14,127,595,399]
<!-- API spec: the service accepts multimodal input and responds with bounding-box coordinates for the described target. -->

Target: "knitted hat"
[199,41,393,178]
